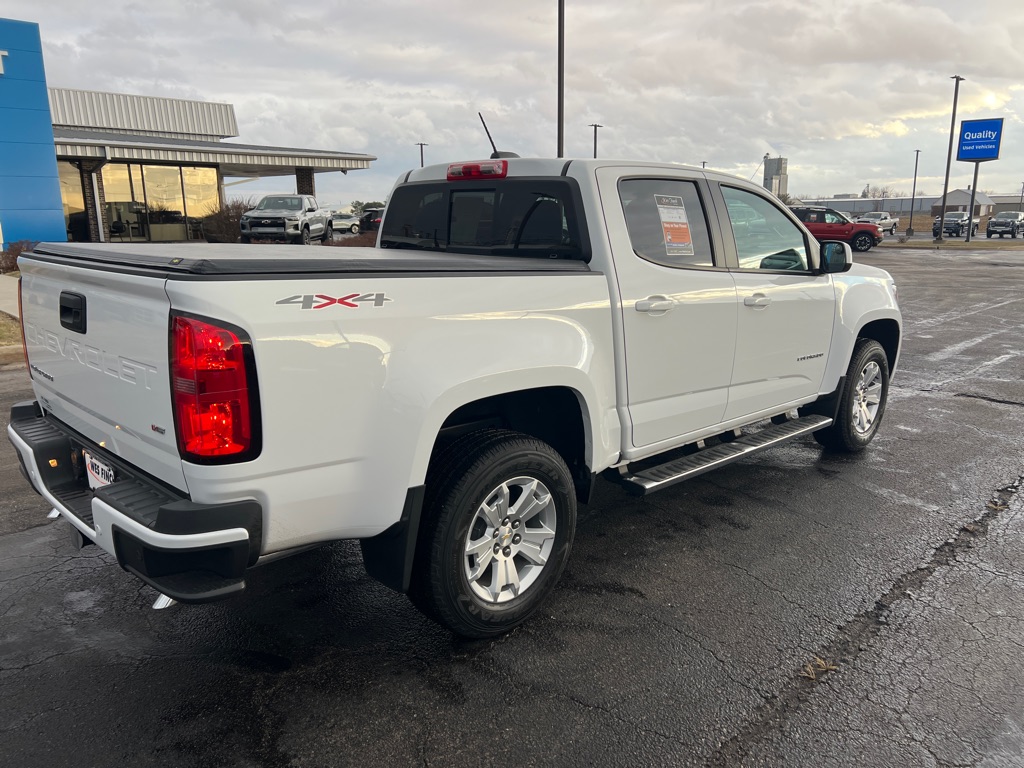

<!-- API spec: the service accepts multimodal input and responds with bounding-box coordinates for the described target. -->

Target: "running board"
[619,415,833,496]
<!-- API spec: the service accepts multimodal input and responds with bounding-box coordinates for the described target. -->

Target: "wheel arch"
[432,386,594,505]
[857,318,901,374]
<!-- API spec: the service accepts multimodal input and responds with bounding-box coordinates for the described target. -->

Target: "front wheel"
[295,227,311,245]
[409,430,577,638]
[987,232,993,239]
[814,339,890,453]
[322,222,333,242]
[851,233,873,252]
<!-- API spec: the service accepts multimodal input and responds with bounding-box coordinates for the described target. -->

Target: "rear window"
[380,180,587,260]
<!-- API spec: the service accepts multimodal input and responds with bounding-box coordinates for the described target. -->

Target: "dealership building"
[0,17,375,248]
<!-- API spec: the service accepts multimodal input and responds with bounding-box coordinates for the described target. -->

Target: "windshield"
[993,212,1019,220]
[256,196,302,211]
[380,179,587,260]
[861,212,883,220]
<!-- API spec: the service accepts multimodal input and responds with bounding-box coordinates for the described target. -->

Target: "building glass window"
[143,165,187,241]
[182,167,219,240]
[102,163,147,241]
[57,162,87,242]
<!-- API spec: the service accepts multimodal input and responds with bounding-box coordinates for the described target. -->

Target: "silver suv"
[240,195,332,245]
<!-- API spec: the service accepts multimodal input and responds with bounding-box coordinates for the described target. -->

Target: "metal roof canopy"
[53,127,376,178]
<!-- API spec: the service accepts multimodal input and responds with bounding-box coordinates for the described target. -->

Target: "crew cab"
[855,211,900,235]
[789,206,884,252]
[240,194,332,245]
[8,158,901,638]
[932,211,979,238]
[986,211,1024,238]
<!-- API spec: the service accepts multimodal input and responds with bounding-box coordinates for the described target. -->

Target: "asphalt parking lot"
[1,247,1022,767]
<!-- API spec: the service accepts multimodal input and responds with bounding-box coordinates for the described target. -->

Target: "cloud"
[6,0,1023,207]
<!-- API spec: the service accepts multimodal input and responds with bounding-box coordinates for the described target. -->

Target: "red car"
[790,206,883,252]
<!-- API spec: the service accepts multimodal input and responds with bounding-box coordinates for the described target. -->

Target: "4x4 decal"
[276,293,392,310]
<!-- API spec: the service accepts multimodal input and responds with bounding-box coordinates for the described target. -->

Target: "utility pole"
[1019,181,1024,209]
[416,142,428,168]
[557,0,564,158]
[589,123,603,158]
[937,75,965,242]
[908,149,920,236]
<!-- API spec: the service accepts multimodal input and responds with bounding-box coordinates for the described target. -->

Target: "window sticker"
[654,194,694,256]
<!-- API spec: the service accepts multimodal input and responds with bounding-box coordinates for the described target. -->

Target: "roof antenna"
[478,112,520,159]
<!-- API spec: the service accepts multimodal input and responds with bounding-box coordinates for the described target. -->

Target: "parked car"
[932,212,979,238]
[789,206,883,252]
[360,207,384,233]
[240,194,332,245]
[332,212,360,234]
[986,211,1024,238]
[855,212,900,235]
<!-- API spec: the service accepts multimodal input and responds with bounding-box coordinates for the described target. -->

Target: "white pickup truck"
[7,158,901,638]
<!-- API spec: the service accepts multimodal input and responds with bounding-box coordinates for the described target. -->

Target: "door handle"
[635,296,675,313]
[743,294,772,308]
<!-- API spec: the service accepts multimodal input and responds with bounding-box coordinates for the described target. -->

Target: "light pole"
[908,149,921,236]
[589,123,603,158]
[557,0,564,158]
[701,161,707,168]
[937,75,965,242]
[1019,181,1024,209]
[416,142,428,168]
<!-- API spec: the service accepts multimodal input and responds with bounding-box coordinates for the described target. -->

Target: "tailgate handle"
[59,292,88,334]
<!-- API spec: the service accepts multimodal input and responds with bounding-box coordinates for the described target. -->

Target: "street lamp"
[908,149,921,236]
[1019,181,1024,209]
[936,75,965,242]
[589,123,603,158]
[557,0,564,158]
[415,142,428,168]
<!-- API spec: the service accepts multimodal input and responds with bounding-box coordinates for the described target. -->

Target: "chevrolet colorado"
[8,158,901,637]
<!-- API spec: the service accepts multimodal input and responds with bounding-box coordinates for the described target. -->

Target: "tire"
[987,232,993,239]
[240,235,251,244]
[350,224,360,235]
[295,227,311,245]
[851,232,873,252]
[409,429,577,638]
[1013,229,1018,239]
[814,339,890,453]
[889,224,897,235]
[322,222,333,242]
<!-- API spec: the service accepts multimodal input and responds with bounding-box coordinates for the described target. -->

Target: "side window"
[619,179,715,268]
[721,186,809,272]
[824,211,845,224]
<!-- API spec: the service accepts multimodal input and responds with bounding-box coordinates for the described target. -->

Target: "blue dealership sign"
[957,118,1004,163]
[0,17,67,248]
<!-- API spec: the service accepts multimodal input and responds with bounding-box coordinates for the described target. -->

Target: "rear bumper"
[7,400,263,603]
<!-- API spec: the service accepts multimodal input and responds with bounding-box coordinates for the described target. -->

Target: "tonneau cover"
[29,243,592,276]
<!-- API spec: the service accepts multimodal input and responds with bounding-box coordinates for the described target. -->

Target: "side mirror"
[820,241,853,273]
[306,207,316,213]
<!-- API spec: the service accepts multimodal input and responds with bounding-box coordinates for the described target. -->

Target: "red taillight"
[171,314,258,462]
[446,160,508,180]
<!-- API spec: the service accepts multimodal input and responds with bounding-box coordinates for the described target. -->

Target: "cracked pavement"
[1,247,1023,767]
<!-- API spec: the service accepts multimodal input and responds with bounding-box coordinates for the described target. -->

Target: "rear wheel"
[814,339,890,453]
[409,429,577,638]
[889,224,897,235]
[851,232,873,252]
[350,224,360,234]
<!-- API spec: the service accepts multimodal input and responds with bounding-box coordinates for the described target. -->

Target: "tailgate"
[20,258,186,491]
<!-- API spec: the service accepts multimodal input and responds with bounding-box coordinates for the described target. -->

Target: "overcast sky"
[8,0,1024,209]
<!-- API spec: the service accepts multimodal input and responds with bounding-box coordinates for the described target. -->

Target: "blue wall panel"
[0,18,66,248]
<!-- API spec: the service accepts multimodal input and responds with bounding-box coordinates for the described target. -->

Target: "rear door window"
[618,179,716,268]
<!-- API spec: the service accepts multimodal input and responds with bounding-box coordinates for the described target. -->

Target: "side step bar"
[619,415,833,496]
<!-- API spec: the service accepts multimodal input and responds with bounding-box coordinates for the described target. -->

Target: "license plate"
[253,227,281,234]
[84,451,116,489]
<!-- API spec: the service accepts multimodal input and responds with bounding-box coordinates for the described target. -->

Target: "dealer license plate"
[84,451,116,490]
